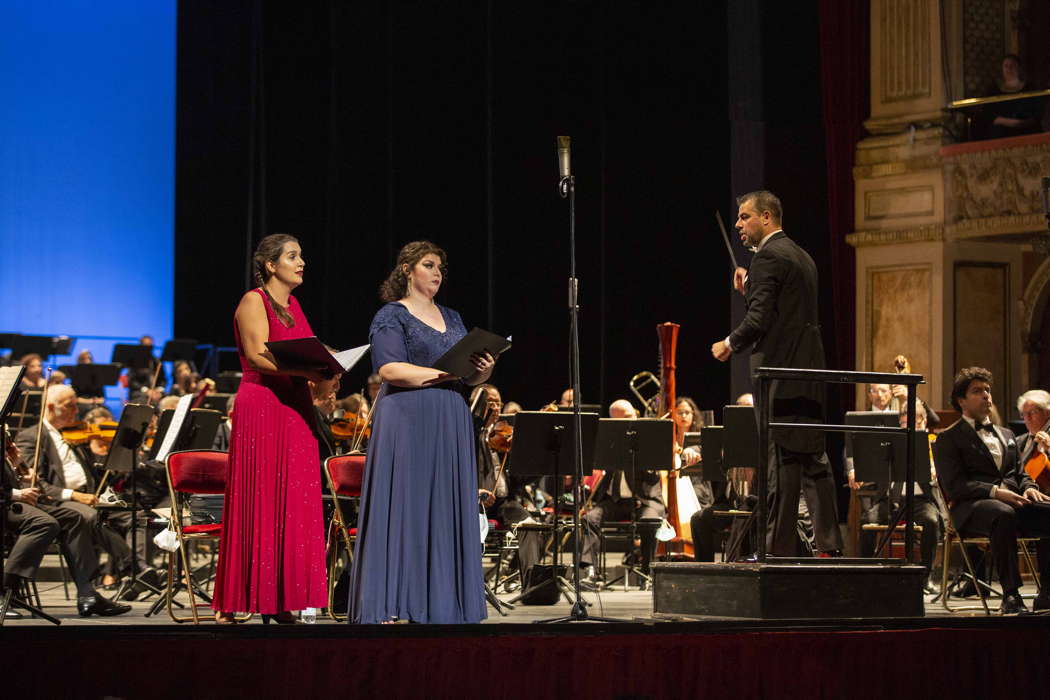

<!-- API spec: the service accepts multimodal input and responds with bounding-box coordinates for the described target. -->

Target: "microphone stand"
[535,142,622,624]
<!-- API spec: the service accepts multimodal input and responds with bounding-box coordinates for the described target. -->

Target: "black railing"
[752,367,925,563]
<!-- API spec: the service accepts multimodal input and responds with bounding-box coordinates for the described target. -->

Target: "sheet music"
[0,365,27,417]
[154,393,195,464]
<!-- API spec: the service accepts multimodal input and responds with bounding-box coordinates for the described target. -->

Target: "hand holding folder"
[264,337,370,377]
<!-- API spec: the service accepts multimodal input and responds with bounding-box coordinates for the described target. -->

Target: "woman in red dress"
[212,234,328,624]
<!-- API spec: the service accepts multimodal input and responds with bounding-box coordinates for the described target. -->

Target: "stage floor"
[4,578,1042,626]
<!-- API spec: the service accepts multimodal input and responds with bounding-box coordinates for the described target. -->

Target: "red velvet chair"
[164,449,235,624]
[323,453,365,621]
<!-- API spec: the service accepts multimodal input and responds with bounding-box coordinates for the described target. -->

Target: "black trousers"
[100,494,170,574]
[6,501,98,595]
[768,445,842,556]
[581,497,664,573]
[490,499,543,581]
[690,504,732,562]
[958,500,1050,594]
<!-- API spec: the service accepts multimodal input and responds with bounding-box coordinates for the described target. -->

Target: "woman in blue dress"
[349,241,495,624]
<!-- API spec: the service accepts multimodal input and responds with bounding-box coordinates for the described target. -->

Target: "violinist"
[127,334,166,404]
[3,435,131,617]
[167,359,199,397]
[212,394,236,451]
[1016,389,1050,490]
[469,383,543,585]
[310,374,341,462]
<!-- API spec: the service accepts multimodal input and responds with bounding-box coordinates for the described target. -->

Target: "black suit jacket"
[933,419,1034,530]
[728,231,826,453]
[14,425,94,501]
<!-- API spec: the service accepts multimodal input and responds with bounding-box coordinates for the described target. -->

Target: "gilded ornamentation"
[944,143,1050,222]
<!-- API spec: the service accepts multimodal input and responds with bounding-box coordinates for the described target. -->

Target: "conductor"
[711,190,843,556]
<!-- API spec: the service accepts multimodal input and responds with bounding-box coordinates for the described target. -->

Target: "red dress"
[212,288,327,613]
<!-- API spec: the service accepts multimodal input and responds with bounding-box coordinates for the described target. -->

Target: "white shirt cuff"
[61,488,73,501]
[724,336,733,352]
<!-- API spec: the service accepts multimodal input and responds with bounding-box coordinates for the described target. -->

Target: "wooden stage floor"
[4,578,1042,627]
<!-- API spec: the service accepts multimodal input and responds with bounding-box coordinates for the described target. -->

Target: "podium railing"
[752,367,925,563]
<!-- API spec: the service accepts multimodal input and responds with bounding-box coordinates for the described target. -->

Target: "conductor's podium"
[651,558,926,619]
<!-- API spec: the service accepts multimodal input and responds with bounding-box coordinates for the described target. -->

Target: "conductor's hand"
[71,491,98,506]
[1025,487,1050,504]
[994,487,1030,508]
[732,267,747,295]
[711,340,732,362]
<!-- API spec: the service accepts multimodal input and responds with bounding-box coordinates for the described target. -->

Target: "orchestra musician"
[348,240,495,624]
[470,383,543,585]
[3,436,131,617]
[127,334,166,405]
[18,354,46,390]
[211,233,330,624]
[710,190,843,556]
[579,399,666,586]
[934,367,1050,613]
[310,374,341,463]
[849,402,942,593]
[1015,389,1050,491]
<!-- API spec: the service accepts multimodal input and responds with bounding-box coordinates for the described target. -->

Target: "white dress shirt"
[43,419,87,500]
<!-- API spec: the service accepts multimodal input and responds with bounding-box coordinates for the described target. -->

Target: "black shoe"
[951,579,980,599]
[77,594,133,617]
[999,592,1027,615]
[1033,592,1050,612]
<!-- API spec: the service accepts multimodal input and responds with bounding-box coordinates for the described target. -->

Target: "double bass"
[654,322,694,559]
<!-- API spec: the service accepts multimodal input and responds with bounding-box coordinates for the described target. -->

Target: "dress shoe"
[999,592,1027,615]
[1032,592,1050,612]
[77,594,133,617]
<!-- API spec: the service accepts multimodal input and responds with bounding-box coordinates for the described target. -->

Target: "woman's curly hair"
[379,241,447,302]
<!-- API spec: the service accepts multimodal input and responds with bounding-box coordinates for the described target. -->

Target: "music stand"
[11,335,73,362]
[557,404,602,415]
[724,405,760,469]
[0,364,61,625]
[111,344,154,371]
[503,410,612,622]
[161,339,198,365]
[58,363,122,399]
[106,404,164,603]
[592,418,673,591]
[699,426,726,482]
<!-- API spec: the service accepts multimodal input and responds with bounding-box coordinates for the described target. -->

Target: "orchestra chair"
[163,449,246,624]
[323,453,364,622]
[934,483,1041,615]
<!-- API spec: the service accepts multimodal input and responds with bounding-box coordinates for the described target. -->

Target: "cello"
[654,322,694,559]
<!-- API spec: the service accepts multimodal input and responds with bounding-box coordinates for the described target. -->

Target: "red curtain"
[818,0,869,376]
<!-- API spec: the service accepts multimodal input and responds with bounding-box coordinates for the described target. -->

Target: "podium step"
[652,558,926,619]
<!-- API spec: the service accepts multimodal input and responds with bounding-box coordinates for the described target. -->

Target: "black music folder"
[432,328,511,378]
[265,337,369,376]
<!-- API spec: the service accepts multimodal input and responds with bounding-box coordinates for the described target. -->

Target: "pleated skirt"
[212,379,327,614]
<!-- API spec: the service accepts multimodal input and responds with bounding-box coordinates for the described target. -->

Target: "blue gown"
[348,301,486,623]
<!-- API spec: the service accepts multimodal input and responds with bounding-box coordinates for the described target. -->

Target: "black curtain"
[176,0,734,412]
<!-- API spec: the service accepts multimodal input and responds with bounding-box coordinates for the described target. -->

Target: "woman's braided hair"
[379,240,447,302]
[252,233,298,327]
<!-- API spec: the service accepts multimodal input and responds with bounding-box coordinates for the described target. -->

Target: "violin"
[61,420,118,446]
[330,411,371,441]
[487,420,513,453]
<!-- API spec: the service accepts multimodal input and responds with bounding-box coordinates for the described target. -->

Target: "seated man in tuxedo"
[1016,389,1050,494]
[934,366,1050,613]
[4,432,130,616]
[579,399,666,585]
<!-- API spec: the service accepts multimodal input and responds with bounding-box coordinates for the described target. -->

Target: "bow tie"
[974,422,995,434]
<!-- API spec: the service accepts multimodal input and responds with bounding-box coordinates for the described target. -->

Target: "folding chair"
[163,449,244,623]
[323,453,364,622]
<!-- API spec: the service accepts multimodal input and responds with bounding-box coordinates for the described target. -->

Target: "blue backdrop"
[0,1,175,403]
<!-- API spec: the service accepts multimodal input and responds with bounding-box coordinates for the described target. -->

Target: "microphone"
[557,135,572,197]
